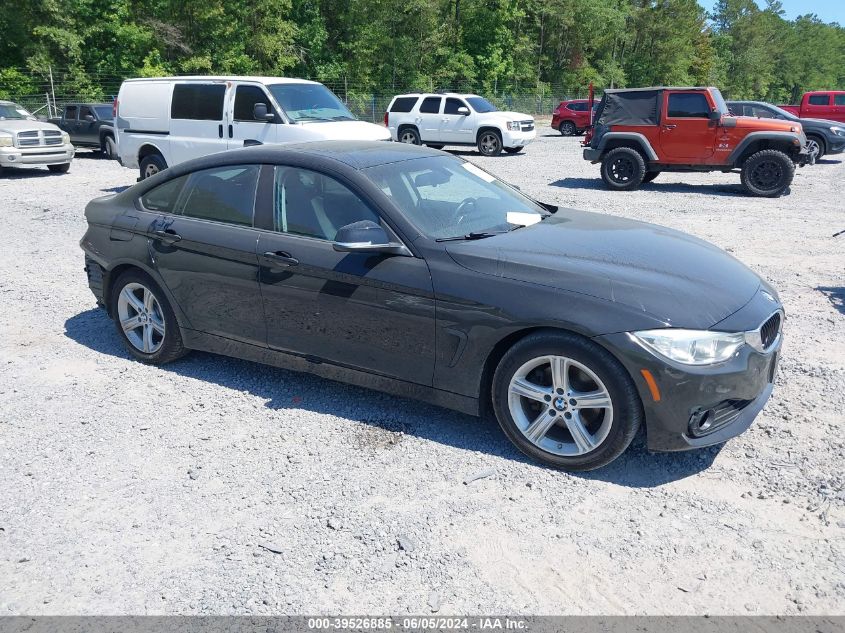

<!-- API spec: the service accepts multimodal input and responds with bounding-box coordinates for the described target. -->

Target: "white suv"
[385,93,535,156]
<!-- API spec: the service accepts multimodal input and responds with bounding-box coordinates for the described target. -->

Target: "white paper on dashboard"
[506,211,542,226]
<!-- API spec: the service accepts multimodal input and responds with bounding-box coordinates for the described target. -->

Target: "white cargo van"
[115,76,391,179]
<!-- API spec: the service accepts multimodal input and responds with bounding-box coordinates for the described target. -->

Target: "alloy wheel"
[117,282,166,354]
[749,159,783,191]
[806,139,820,158]
[144,163,160,178]
[399,130,418,144]
[507,355,613,456]
[479,133,501,155]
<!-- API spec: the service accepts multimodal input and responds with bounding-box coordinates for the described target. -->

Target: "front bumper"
[826,135,845,155]
[502,128,536,148]
[596,291,784,452]
[0,143,75,167]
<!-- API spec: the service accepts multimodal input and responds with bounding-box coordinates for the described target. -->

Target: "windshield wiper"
[436,230,509,242]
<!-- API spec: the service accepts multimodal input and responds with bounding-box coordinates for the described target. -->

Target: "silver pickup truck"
[0,100,75,173]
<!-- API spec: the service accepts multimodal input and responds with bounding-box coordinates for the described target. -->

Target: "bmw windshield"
[268,83,356,122]
[364,155,549,240]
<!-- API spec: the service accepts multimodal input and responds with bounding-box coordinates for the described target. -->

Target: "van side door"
[227,83,280,149]
[168,82,229,165]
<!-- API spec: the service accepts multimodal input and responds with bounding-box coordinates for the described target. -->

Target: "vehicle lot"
[0,135,843,614]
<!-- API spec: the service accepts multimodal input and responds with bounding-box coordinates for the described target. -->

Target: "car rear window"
[835,95,845,106]
[171,84,226,120]
[808,94,830,106]
[419,97,442,114]
[140,175,189,213]
[390,97,419,113]
[667,93,710,118]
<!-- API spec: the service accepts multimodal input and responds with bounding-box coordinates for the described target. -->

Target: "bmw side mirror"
[253,103,275,122]
[333,221,408,255]
[457,106,470,116]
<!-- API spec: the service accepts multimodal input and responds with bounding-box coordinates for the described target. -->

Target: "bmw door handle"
[262,251,299,266]
[153,228,182,243]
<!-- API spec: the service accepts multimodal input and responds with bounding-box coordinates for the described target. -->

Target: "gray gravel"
[0,134,843,615]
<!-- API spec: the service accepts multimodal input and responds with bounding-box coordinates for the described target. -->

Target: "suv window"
[140,175,190,213]
[179,165,260,226]
[273,167,380,241]
[64,105,78,120]
[79,105,94,119]
[835,95,845,106]
[419,97,442,114]
[567,103,587,112]
[390,97,419,113]
[234,85,273,121]
[171,83,226,120]
[808,94,830,106]
[444,98,466,115]
[667,93,710,118]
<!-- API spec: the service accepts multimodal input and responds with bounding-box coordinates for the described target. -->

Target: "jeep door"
[226,83,280,149]
[659,91,717,160]
[168,82,229,165]
[439,97,475,144]
[254,164,436,386]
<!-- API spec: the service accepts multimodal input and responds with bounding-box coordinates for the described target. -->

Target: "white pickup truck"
[0,101,75,174]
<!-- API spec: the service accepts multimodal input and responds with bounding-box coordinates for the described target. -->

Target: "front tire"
[600,147,646,191]
[492,331,642,471]
[139,153,167,180]
[110,270,187,365]
[559,121,577,136]
[806,135,825,160]
[477,130,503,156]
[740,149,795,197]
[48,163,70,173]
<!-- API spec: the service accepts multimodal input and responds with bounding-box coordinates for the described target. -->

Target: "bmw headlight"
[830,126,845,136]
[61,131,70,144]
[631,329,745,366]
[0,134,12,147]
[507,121,520,131]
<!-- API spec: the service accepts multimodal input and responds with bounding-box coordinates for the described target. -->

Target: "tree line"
[0,0,843,105]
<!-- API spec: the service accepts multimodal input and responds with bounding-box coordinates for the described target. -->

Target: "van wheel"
[600,147,646,191]
[477,130,503,156]
[740,149,794,197]
[140,154,167,180]
[103,136,117,159]
[398,127,420,145]
[48,163,71,173]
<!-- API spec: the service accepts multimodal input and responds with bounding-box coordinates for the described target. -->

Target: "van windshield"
[268,83,356,123]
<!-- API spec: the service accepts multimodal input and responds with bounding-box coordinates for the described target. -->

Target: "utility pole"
[48,66,56,118]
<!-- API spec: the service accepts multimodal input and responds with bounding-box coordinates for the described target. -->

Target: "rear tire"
[642,171,660,183]
[110,270,187,365]
[48,163,70,173]
[398,127,421,145]
[600,147,646,191]
[492,331,642,471]
[103,135,117,160]
[740,149,795,197]
[139,153,167,180]
[559,121,577,136]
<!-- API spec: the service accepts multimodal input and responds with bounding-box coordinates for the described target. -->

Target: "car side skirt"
[181,329,480,417]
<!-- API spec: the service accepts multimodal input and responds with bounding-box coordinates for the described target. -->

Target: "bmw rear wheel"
[492,331,642,470]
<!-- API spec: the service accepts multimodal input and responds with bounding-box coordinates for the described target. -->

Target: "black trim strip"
[122,129,170,136]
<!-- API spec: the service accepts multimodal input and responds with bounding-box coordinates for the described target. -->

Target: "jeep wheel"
[806,135,825,160]
[600,147,646,191]
[559,121,577,136]
[642,171,660,183]
[740,150,795,198]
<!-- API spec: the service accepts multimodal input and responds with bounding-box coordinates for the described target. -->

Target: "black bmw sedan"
[80,141,783,470]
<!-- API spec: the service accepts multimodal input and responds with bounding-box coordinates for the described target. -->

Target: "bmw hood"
[445,209,762,330]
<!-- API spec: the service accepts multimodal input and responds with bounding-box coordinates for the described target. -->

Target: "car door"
[659,91,718,160]
[78,105,99,145]
[439,97,475,144]
[146,164,267,346]
[804,94,831,120]
[168,82,229,165]
[254,164,436,385]
[833,94,845,123]
[416,96,443,143]
[63,105,80,142]
[227,83,280,149]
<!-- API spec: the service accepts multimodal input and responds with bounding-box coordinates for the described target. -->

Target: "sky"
[699,0,845,24]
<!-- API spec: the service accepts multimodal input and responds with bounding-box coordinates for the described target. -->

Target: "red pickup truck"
[779,91,845,123]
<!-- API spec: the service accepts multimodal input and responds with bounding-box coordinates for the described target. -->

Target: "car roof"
[164,141,446,175]
[392,92,481,99]
[121,76,321,85]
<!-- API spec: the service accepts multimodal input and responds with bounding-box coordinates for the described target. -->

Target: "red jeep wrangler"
[583,87,813,197]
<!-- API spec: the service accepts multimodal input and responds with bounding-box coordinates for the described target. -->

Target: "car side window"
[79,105,94,119]
[667,93,711,118]
[835,95,845,106]
[568,103,585,112]
[419,97,442,114]
[139,175,190,213]
[752,106,775,119]
[390,97,419,113]
[444,98,466,115]
[273,167,381,241]
[65,105,78,120]
[171,83,226,120]
[808,95,830,106]
[178,165,261,226]
[234,85,273,121]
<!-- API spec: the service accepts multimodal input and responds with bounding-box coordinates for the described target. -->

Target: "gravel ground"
[0,133,843,616]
